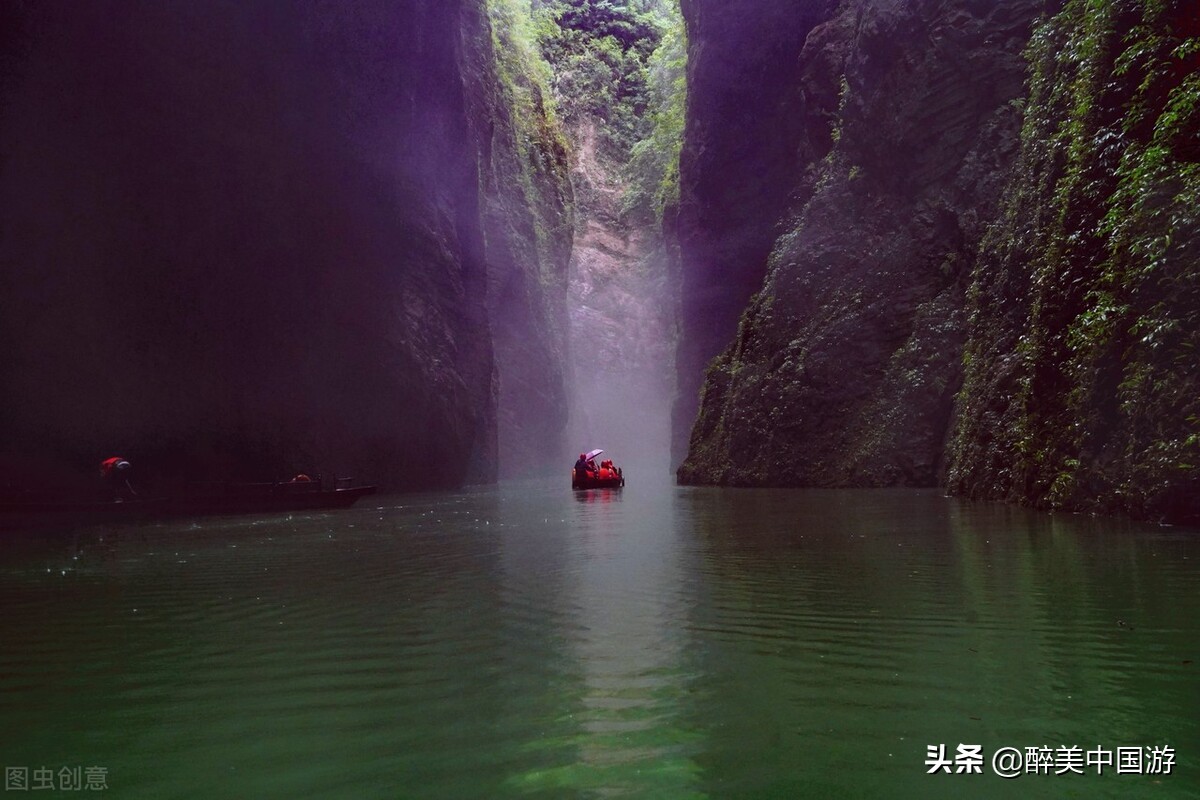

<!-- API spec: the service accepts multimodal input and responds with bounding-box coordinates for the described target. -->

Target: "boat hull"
[0,485,377,529]
[571,469,624,490]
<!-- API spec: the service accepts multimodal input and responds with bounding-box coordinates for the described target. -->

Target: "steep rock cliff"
[948,0,1200,522]
[0,0,569,490]
[468,3,575,478]
[672,0,841,465]
[677,0,1045,486]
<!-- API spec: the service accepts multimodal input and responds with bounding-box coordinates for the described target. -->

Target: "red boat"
[572,469,624,489]
[572,449,624,490]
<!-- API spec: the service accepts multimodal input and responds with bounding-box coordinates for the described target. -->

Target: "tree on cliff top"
[534,0,665,156]
[495,0,684,225]
[622,1,685,221]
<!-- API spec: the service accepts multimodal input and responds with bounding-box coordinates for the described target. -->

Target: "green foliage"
[534,0,669,156]
[950,0,1200,521]
[622,1,686,220]
[491,0,685,227]
[553,0,662,53]
[487,0,575,277]
[491,0,556,98]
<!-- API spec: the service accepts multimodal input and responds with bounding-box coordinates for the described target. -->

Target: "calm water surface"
[1,476,1197,798]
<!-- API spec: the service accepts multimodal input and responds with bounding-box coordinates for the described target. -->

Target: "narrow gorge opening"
[563,116,677,478]
[492,0,686,479]
[0,0,1194,521]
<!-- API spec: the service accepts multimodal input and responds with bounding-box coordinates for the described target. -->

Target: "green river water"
[1,476,1197,798]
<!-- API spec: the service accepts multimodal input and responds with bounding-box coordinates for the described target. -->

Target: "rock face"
[464,6,575,478]
[948,0,1200,522]
[677,0,1045,487]
[672,0,842,466]
[0,1,571,490]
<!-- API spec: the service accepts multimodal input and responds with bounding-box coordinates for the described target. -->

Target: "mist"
[564,224,677,480]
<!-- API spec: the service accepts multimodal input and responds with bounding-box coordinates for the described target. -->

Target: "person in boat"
[574,453,591,479]
[99,456,137,501]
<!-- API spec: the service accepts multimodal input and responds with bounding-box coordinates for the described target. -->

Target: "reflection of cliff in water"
[677,488,1200,794]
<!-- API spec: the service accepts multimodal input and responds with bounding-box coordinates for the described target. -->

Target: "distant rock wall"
[564,121,676,471]
[677,0,1045,487]
[0,0,571,491]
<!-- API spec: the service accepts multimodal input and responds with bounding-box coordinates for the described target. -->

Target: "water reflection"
[499,478,706,797]
[573,488,625,505]
[0,485,1197,798]
[679,489,1200,798]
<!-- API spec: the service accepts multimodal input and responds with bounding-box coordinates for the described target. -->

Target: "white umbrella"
[585,449,604,460]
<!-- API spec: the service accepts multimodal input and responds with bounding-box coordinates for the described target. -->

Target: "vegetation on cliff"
[949,0,1200,522]
[494,0,685,225]
[534,0,663,156]
[487,0,575,260]
[622,5,687,220]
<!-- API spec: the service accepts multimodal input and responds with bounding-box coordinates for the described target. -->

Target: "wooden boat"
[0,482,376,529]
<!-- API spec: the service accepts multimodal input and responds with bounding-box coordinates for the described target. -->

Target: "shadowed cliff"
[674,0,1199,523]
[0,0,569,491]
[468,3,575,478]
[672,0,841,466]
[677,0,1046,487]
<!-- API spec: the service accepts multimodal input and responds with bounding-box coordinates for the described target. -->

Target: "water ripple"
[0,484,1197,797]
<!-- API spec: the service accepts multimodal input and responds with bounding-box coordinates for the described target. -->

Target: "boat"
[572,469,624,490]
[572,448,624,490]
[0,481,377,529]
